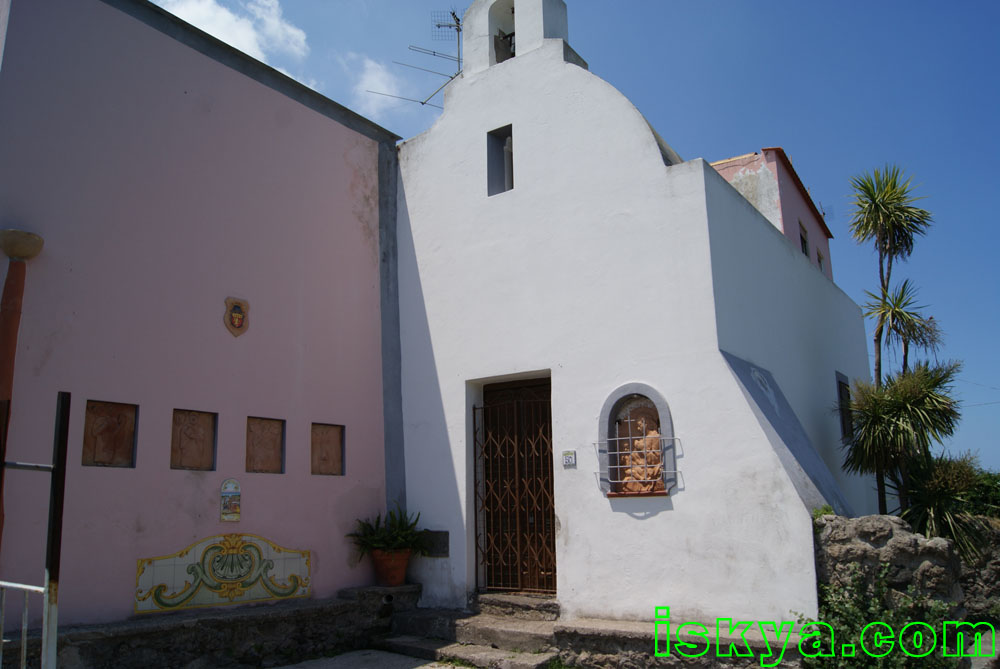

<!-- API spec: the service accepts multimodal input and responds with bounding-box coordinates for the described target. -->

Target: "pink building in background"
[712,147,834,280]
[0,0,402,626]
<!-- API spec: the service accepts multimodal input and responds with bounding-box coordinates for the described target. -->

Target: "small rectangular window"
[246,417,285,473]
[487,125,513,196]
[817,251,825,271]
[836,374,853,441]
[311,423,344,475]
[171,409,217,471]
[799,221,809,256]
[82,400,138,468]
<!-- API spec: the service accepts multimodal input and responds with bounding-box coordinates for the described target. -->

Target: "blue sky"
[151,0,1000,471]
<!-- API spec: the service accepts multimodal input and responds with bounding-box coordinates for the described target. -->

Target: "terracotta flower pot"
[371,548,412,586]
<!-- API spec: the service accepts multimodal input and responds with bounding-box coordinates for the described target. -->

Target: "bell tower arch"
[463,0,569,75]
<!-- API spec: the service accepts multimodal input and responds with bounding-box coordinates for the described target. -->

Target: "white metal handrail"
[0,580,46,669]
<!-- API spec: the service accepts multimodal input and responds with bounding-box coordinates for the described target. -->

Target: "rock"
[814,514,964,615]
[959,519,1000,623]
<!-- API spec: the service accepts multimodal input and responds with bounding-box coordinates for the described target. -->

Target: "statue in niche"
[613,398,665,494]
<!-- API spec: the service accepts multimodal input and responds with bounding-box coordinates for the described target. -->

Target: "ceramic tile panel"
[135,534,310,613]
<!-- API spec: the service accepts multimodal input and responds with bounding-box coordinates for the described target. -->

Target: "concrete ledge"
[3,589,420,669]
[553,618,803,669]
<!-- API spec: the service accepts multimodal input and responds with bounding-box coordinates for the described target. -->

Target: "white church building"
[396,0,874,623]
[0,0,875,631]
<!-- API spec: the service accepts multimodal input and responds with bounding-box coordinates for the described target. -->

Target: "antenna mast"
[431,9,463,75]
[366,9,464,110]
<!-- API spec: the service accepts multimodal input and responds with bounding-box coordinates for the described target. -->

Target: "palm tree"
[843,361,960,514]
[864,280,942,374]
[849,166,933,386]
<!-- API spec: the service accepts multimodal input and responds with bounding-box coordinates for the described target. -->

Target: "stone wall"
[3,586,420,669]
[813,514,964,614]
[960,519,1000,624]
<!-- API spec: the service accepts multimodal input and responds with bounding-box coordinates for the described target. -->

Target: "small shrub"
[345,505,429,558]
[966,466,1000,518]
[799,564,964,668]
[813,504,835,520]
[901,452,990,561]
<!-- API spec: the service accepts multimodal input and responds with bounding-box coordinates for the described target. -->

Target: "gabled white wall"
[397,30,841,622]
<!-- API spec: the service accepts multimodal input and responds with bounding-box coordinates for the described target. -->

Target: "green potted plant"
[346,505,429,586]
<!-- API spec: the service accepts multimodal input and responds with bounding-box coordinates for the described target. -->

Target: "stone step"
[472,593,560,621]
[378,634,558,669]
[393,609,555,653]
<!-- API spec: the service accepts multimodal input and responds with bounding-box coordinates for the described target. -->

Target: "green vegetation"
[848,164,933,514]
[842,362,961,508]
[899,452,990,561]
[800,564,962,668]
[862,279,941,376]
[813,504,835,520]
[345,505,429,558]
[966,465,1000,519]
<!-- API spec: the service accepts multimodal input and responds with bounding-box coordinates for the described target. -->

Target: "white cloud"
[245,0,307,60]
[340,53,406,121]
[154,0,307,63]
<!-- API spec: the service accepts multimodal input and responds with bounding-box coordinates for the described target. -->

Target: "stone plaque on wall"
[170,409,216,470]
[82,400,137,467]
[246,417,283,473]
[310,423,344,475]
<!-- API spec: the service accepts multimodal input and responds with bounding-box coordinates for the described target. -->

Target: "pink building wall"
[712,148,833,280]
[0,0,394,625]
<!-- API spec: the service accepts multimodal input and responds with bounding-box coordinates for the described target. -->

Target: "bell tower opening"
[488,0,515,66]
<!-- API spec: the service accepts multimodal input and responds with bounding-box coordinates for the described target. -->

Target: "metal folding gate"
[473,379,555,594]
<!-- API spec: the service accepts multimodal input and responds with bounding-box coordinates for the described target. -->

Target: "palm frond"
[848,164,933,262]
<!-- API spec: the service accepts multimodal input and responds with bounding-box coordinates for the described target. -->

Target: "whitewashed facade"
[397,0,875,623]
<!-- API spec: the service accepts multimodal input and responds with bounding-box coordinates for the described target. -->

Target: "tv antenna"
[366,9,463,111]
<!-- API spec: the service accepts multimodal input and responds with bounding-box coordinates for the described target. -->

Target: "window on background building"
[817,251,825,272]
[82,400,138,467]
[836,373,853,441]
[170,409,216,471]
[799,221,809,257]
[246,417,284,473]
[487,124,513,196]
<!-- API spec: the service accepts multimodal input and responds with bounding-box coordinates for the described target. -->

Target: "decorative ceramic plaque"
[224,297,249,337]
[135,533,310,613]
[220,478,241,522]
